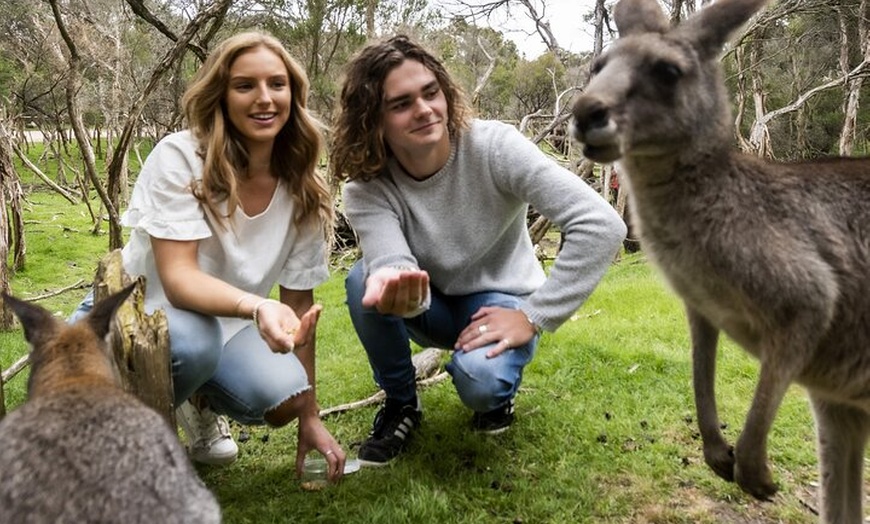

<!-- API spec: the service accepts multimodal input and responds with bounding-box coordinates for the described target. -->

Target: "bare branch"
[11,142,76,204]
[124,0,207,61]
[749,59,870,150]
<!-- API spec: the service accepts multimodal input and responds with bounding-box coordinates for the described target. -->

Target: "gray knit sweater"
[343,119,626,332]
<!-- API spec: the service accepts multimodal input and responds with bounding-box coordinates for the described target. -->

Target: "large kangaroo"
[571,0,870,521]
[0,286,221,523]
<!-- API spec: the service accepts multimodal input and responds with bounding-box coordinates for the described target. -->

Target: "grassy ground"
[1,158,825,522]
[194,254,819,524]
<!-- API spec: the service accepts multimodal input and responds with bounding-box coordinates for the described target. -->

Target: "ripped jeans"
[69,290,310,425]
[345,261,538,413]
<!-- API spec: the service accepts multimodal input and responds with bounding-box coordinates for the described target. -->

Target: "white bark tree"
[837,0,868,155]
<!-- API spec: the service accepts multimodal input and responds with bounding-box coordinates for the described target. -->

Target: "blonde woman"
[70,32,346,481]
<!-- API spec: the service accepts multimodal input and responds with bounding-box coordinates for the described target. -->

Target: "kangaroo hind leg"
[810,396,869,524]
[734,327,820,501]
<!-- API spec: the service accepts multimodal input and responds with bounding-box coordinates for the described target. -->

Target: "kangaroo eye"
[652,60,682,84]
[590,58,606,77]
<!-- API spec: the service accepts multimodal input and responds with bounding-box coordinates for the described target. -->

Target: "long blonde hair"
[182,31,333,235]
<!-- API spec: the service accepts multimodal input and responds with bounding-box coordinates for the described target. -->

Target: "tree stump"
[93,249,174,427]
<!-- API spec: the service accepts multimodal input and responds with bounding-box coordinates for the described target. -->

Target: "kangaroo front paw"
[734,461,778,501]
[703,442,735,482]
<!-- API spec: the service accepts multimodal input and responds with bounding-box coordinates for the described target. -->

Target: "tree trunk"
[615,175,639,253]
[747,35,772,158]
[366,0,376,38]
[0,117,27,273]
[0,116,14,329]
[733,45,753,153]
[93,249,175,427]
[592,0,606,58]
[48,0,120,242]
[838,0,867,155]
[671,0,684,24]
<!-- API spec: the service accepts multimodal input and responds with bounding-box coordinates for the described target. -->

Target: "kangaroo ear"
[87,284,136,339]
[614,0,670,36]
[2,293,59,347]
[675,0,769,60]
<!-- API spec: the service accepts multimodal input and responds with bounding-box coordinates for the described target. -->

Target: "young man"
[329,35,626,466]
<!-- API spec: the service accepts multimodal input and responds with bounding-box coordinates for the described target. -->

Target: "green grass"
[1,185,822,522]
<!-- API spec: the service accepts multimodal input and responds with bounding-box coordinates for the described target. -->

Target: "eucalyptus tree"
[0,0,72,156]
[244,0,439,117]
[730,0,869,160]
[836,0,868,155]
[0,112,26,313]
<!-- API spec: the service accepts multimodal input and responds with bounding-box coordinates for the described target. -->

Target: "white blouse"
[121,130,329,343]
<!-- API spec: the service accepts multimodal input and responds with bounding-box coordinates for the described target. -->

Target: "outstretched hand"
[257,302,322,354]
[363,267,430,317]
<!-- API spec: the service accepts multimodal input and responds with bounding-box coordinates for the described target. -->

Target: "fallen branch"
[28,279,88,302]
[319,348,447,418]
[1,355,29,384]
[319,372,449,418]
[11,141,77,204]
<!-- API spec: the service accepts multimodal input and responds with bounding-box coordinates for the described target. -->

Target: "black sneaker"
[358,398,422,467]
[471,398,515,435]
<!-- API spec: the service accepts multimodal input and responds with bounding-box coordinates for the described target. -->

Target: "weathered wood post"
[93,249,174,427]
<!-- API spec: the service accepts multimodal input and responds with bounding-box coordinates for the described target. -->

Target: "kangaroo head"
[571,0,768,164]
[3,284,136,397]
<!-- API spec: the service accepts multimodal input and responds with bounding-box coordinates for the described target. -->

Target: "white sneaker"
[176,400,239,466]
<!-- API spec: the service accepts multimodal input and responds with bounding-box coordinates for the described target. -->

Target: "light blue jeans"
[69,290,310,425]
[345,261,538,413]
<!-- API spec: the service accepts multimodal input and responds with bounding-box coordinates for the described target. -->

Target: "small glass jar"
[300,457,329,491]
[299,455,361,491]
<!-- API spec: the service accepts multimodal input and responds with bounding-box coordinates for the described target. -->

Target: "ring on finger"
[478,324,488,334]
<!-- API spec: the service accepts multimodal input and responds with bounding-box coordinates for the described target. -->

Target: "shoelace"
[197,409,230,442]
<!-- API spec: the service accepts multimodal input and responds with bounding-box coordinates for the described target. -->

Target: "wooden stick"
[1,355,29,384]
[319,372,449,418]
[319,348,447,418]
[28,279,88,302]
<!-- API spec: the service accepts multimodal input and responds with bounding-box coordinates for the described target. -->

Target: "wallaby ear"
[675,0,769,60]
[614,0,670,37]
[86,283,136,339]
[2,292,59,347]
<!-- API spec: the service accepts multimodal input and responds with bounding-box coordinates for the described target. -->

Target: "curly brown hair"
[328,35,473,183]
[182,31,333,234]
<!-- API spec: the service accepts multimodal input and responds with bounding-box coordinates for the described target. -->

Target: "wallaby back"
[572,0,870,521]
[0,286,221,523]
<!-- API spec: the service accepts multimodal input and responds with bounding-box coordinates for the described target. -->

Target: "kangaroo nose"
[572,97,610,141]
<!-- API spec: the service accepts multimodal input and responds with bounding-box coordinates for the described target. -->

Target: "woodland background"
[0,0,867,320]
[0,2,867,521]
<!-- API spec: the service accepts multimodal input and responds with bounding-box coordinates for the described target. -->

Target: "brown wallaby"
[571,0,870,521]
[0,286,221,523]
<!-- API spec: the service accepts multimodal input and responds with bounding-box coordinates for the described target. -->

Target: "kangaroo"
[571,0,870,521]
[0,286,221,523]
